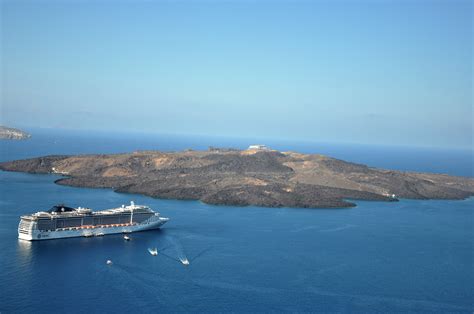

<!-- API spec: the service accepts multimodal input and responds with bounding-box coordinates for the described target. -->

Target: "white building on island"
[248,144,270,151]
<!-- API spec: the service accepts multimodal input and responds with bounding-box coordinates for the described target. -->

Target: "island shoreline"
[1,148,472,209]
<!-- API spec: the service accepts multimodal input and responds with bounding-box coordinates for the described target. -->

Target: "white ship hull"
[19,216,169,241]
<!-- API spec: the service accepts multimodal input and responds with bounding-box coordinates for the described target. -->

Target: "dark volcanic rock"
[3,155,68,174]
[0,149,472,208]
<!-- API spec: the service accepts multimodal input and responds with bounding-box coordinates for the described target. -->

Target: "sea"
[0,128,472,313]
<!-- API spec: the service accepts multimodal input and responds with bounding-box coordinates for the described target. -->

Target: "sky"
[1,0,472,148]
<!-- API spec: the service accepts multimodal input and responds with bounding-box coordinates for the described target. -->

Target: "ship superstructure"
[18,202,169,240]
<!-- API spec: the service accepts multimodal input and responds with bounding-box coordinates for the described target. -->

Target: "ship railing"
[55,222,137,231]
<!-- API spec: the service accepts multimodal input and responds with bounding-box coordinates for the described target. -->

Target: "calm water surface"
[0,130,472,313]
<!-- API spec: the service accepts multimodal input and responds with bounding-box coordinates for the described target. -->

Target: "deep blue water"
[0,130,473,313]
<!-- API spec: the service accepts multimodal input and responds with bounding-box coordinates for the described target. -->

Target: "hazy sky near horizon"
[1,0,472,148]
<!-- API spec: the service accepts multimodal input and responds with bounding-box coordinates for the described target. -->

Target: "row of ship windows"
[37,218,151,229]
[41,223,137,232]
[38,213,151,221]
[37,215,151,223]
[19,221,32,229]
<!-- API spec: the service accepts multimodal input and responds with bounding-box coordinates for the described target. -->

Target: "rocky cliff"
[0,126,31,140]
[1,148,472,208]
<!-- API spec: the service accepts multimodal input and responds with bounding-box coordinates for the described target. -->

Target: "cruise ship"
[18,202,169,241]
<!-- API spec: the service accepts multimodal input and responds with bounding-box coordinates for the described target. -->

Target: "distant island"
[0,146,472,208]
[0,126,31,140]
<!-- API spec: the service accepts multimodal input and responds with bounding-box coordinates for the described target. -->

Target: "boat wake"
[149,234,212,267]
[148,248,158,256]
[319,224,356,233]
[163,235,190,266]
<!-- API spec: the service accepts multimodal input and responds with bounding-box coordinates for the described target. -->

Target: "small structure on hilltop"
[248,144,270,151]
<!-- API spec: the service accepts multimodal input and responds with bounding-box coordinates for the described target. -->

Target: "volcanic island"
[1,146,472,208]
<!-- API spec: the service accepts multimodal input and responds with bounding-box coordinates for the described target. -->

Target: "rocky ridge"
[0,148,472,208]
[0,126,31,140]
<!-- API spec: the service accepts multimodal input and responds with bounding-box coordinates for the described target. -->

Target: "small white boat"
[180,258,190,266]
[96,233,104,236]
[123,235,130,241]
[106,260,113,265]
[148,248,158,256]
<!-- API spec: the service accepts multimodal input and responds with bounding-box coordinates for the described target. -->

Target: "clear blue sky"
[1,0,472,148]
